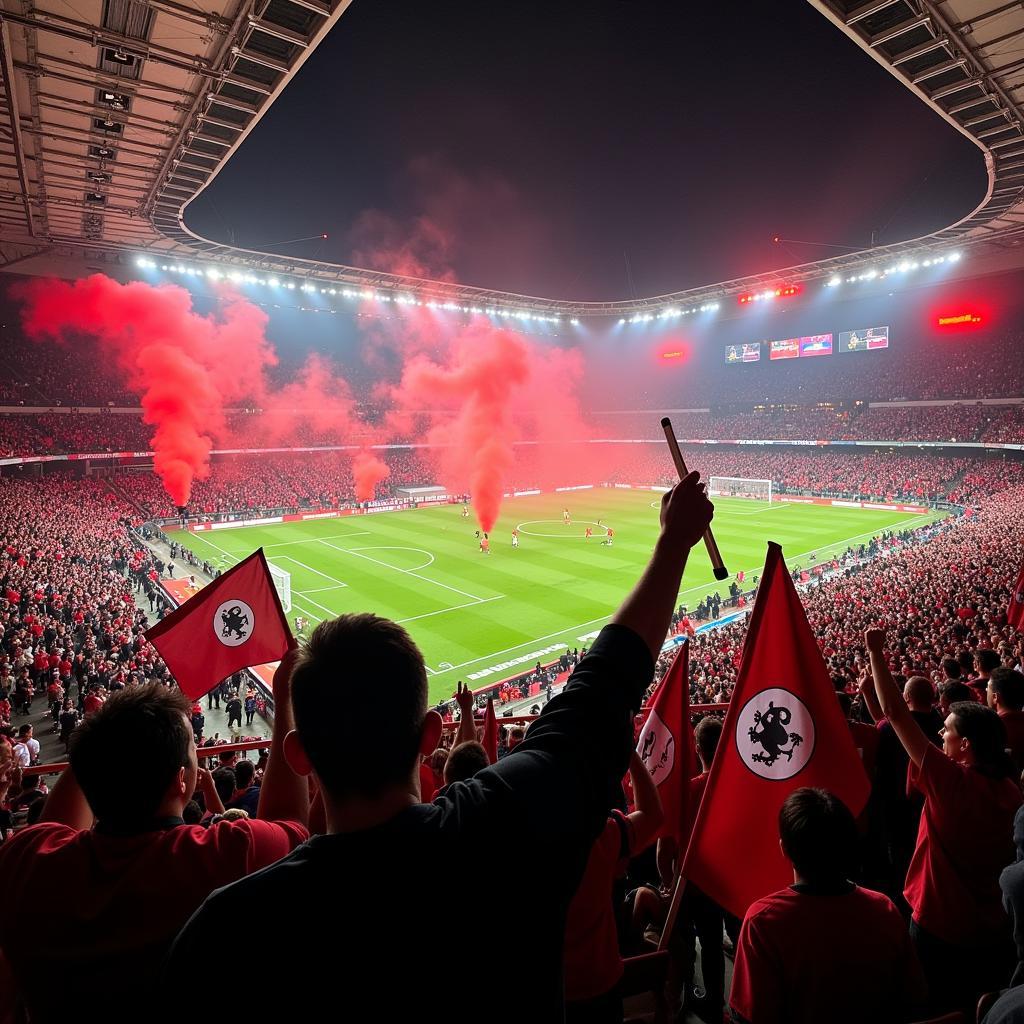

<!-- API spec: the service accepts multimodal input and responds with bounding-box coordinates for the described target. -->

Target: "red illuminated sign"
[936,312,983,326]
[737,284,802,305]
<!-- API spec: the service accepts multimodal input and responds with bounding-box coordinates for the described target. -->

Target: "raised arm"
[857,670,883,724]
[196,767,225,816]
[443,475,713,847]
[866,628,930,768]
[257,648,309,825]
[453,682,477,748]
[612,472,713,662]
[625,750,664,854]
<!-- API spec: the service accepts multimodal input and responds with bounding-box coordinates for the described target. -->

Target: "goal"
[708,476,773,503]
[267,561,292,613]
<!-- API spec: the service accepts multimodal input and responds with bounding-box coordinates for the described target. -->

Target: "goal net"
[708,476,773,503]
[267,561,292,613]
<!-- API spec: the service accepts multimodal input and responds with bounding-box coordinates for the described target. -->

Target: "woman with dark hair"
[866,628,1022,1015]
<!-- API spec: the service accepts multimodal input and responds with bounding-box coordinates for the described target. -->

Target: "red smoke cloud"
[352,450,391,501]
[252,353,372,446]
[394,324,552,531]
[17,274,276,506]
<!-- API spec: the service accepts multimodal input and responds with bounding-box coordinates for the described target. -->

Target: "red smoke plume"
[352,450,391,501]
[17,274,276,506]
[393,325,530,531]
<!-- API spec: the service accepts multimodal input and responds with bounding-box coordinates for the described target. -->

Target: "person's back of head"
[989,667,1024,712]
[212,767,236,805]
[69,684,193,826]
[940,680,972,714]
[291,613,427,800]
[443,741,489,785]
[904,676,935,712]
[778,787,858,886]
[428,747,448,777]
[694,715,723,770]
[234,759,256,791]
[958,651,975,677]
[976,649,1001,677]
[17,724,31,740]
[942,657,962,681]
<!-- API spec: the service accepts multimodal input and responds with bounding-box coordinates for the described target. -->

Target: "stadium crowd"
[0,477,173,748]
[593,402,1023,444]
[3,401,1023,460]
[115,448,431,518]
[1,469,1024,1024]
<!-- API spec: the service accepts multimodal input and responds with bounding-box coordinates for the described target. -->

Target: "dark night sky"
[184,0,987,301]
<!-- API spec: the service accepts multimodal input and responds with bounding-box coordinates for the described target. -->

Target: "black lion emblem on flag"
[220,605,250,641]
[748,701,803,768]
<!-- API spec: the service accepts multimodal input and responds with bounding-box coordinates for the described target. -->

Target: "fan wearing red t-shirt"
[988,667,1024,772]
[0,654,309,1024]
[729,788,926,1024]
[563,751,663,1019]
[867,628,1022,1014]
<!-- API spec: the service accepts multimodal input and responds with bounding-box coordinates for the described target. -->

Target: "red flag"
[636,642,693,849]
[683,542,870,920]
[1009,555,1024,632]
[145,549,292,699]
[482,697,498,765]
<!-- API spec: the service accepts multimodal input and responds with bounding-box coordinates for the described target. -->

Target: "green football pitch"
[171,490,941,703]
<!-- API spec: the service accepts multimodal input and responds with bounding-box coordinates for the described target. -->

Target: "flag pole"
[657,861,688,952]
[661,417,729,580]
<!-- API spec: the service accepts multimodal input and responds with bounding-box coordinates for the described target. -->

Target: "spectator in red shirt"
[729,788,926,1024]
[563,751,663,1020]
[971,648,1002,701]
[0,656,309,1024]
[988,667,1024,772]
[867,628,1022,1014]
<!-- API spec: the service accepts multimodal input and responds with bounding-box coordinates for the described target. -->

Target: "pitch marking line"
[291,593,342,619]
[302,585,348,595]
[318,539,491,603]
[261,530,371,549]
[275,554,349,589]
[397,595,505,625]
[422,511,937,676]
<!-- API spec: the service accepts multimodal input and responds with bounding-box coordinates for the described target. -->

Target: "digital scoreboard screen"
[769,338,800,360]
[838,326,889,352]
[725,343,761,364]
[798,334,833,357]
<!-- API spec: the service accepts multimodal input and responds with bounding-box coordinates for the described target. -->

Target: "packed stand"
[984,405,1024,444]
[115,448,435,518]
[0,476,173,751]
[3,470,1024,1023]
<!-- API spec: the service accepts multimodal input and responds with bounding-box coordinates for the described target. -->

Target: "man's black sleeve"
[435,624,654,854]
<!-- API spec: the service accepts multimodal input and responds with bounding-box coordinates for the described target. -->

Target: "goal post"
[267,561,292,613]
[708,476,773,503]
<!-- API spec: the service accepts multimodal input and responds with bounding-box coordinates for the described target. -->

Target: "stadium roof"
[1,0,1024,316]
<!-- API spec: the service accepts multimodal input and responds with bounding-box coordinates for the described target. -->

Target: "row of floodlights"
[617,302,721,324]
[135,257,571,324]
[825,252,961,288]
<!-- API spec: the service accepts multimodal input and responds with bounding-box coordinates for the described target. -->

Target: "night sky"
[184,1,986,301]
